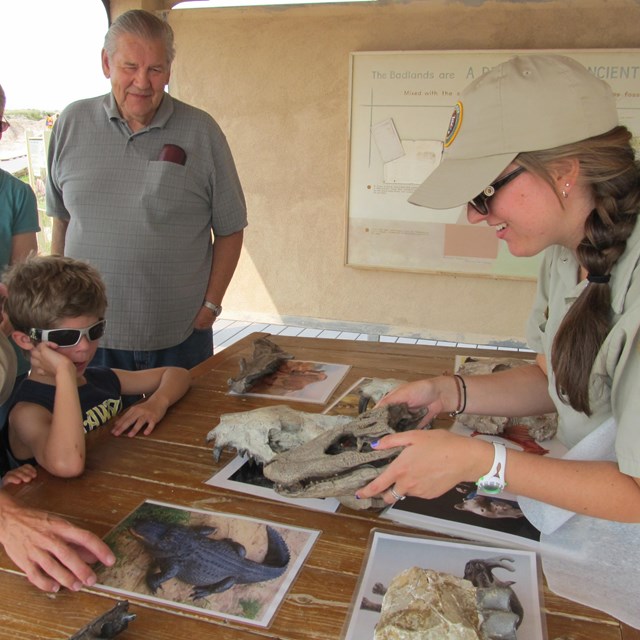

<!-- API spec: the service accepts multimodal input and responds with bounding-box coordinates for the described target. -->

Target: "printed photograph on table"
[94,500,320,628]
[205,455,341,513]
[231,359,351,405]
[342,529,545,640]
[381,484,541,549]
[382,357,568,550]
[322,376,407,416]
[379,353,569,548]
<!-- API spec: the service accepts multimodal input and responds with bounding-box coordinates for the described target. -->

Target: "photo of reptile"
[94,500,319,627]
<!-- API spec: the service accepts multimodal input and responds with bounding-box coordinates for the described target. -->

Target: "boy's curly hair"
[3,255,107,332]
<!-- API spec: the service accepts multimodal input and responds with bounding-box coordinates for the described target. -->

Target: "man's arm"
[194,229,244,329]
[0,490,115,592]
[50,218,69,255]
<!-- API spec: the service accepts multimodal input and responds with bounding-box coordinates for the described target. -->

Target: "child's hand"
[29,342,75,378]
[111,399,167,438]
[2,464,37,486]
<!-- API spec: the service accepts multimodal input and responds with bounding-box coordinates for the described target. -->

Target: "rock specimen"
[374,567,482,640]
[373,558,524,640]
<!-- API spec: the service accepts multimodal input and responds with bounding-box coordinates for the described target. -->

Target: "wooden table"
[1,333,637,640]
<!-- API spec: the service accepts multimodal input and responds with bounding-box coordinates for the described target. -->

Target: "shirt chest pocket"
[141,160,206,223]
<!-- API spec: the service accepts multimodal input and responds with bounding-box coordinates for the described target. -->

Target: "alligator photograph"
[130,520,291,599]
[94,500,320,628]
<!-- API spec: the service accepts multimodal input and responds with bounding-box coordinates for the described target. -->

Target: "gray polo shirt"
[526,221,640,477]
[47,93,247,351]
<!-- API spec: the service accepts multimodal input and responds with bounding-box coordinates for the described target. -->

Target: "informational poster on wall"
[346,49,640,278]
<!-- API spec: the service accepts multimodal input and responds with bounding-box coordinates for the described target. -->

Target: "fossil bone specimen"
[227,336,294,394]
[358,377,407,413]
[207,402,424,510]
[263,404,423,510]
[69,600,136,639]
[206,404,354,465]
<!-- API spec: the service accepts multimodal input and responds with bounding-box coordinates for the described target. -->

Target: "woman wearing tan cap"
[356,54,640,626]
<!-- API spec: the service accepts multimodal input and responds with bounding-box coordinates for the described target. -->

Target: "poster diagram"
[347,49,640,278]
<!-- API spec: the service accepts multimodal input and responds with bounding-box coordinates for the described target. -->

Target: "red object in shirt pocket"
[158,144,186,165]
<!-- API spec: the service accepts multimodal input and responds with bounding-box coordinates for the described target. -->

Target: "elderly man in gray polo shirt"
[46,10,246,380]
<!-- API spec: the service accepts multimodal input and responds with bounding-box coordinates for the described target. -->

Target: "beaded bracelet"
[449,374,467,417]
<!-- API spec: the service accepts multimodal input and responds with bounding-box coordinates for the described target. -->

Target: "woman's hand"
[355,429,493,505]
[376,377,459,428]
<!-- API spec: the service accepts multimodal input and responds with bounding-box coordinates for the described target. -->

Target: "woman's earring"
[562,182,570,199]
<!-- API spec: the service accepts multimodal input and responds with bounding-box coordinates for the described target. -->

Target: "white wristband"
[476,442,507,495]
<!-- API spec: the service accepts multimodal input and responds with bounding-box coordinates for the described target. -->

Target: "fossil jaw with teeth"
[207,402,425,510]
[263,404,424,510]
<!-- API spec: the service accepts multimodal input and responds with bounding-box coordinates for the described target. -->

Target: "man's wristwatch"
[476,442,507,495]
[203,300,222,318]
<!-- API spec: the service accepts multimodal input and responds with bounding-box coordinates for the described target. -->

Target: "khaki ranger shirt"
[526,221,640,479]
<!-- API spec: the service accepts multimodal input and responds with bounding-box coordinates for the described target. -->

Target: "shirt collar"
[103,92,174,133]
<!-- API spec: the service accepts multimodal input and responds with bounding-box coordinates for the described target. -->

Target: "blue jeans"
[91,328,213,406]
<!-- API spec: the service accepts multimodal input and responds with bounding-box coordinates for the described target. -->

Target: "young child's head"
[3,255,107,333]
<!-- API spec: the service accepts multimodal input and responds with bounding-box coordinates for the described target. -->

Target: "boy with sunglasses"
[0,255,191,478]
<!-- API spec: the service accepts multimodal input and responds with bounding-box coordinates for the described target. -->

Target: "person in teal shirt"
[0,85,39,270]
[0,83,40,419]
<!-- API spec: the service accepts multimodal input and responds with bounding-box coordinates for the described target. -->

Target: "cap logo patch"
[444,102,463,148]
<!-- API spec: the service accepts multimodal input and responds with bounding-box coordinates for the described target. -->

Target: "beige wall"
[159,0,640,345]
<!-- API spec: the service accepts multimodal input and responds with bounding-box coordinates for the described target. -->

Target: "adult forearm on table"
[507,450,640,522]
[0,491,24,544]
[461,362,556,417]
[205,230,244,304]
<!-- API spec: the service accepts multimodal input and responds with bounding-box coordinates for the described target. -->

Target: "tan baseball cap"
[408,54,619,210]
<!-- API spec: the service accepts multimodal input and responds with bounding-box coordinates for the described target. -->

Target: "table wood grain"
[0,333,634,639]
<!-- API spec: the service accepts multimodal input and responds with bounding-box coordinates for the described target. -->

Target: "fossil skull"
[263,404,424,510]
